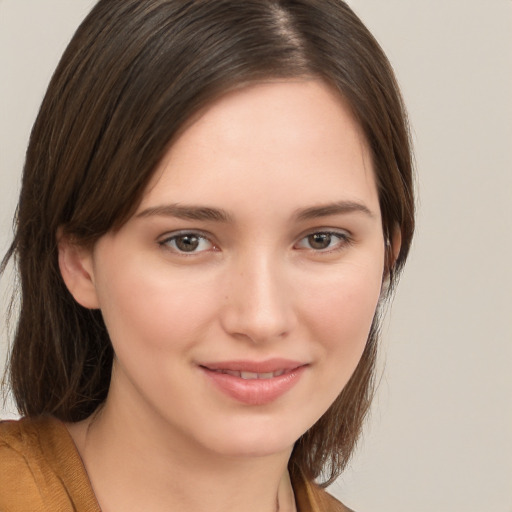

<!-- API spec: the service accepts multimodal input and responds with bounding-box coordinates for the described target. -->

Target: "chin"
[197,416,307,459]
[211,437,294,459]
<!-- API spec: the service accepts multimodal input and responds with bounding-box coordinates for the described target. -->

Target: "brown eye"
[295,231,350,252]
[160,232,213,253]
[308,233,332,250]
[175,235,200,252]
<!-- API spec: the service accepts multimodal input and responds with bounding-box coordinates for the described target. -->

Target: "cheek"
[93,256,217,355]
[299,261,383,367]
[285,261,384,433]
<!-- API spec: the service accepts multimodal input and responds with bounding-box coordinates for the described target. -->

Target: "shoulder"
[0,416,100,512]
[305,481,356,512]
[292,470,355,512]
[0,417,52,510]
[0,417,50,479]
[0,415,63,466]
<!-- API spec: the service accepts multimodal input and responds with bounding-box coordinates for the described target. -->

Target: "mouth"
[198,359,308,405]
[199,358,305,378]
[207,369,288,380]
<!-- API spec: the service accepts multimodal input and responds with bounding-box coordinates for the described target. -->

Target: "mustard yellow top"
[0,417,352,512]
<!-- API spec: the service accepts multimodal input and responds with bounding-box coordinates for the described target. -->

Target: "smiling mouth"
[199,358,305,378]
[207,369,287,379]
[199,359,307,405]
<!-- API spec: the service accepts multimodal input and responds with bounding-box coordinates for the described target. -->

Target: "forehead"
[139,79,378,218]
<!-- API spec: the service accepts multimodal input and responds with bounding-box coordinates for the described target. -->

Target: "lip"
[201,358,304,374]
[199,359,308,405]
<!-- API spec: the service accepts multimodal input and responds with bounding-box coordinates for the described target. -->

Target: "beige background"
[1,1,511,511]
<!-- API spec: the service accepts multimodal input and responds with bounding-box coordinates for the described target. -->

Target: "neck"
[67,394,296,512]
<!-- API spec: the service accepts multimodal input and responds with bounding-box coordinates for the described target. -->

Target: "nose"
[220,253,296,344]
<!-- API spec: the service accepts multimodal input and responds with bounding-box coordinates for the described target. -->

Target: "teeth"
[230,370,286,380]
[213,368,289,379]
[240,371,259,380]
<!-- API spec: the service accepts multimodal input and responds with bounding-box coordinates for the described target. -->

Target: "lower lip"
[201,366,307,405]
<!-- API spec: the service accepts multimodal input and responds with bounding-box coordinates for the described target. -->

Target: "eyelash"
[294,230,351,253]
[158,229,352,255]
[158,231,216,254]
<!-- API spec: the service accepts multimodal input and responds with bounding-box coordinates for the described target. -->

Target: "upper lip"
[200,358,306,374]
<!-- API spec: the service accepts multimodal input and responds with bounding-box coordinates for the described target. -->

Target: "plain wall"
[1,1,511,511]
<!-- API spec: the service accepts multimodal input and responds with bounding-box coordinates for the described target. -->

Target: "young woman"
[0,1,414,511]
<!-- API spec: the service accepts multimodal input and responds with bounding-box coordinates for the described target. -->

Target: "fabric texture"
[0,417,352,512]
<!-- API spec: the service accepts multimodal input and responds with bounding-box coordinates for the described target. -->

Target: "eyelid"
[158,229,218,254]
[294,228,352,252]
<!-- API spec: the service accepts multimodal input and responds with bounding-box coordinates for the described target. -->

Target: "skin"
[61,79,388,512]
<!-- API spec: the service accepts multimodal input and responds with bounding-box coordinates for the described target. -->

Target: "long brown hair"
[1,0,414,485]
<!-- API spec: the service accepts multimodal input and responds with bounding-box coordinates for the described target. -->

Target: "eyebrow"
[136,200,374,223]
[294,201,375,221]
[136,204,233,222]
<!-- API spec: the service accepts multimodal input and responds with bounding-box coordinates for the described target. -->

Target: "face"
[76,79,385,458]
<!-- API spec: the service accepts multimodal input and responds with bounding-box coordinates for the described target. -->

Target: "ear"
[383,226,402,282]
[389,226,402,268]
[57,230,100,309]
